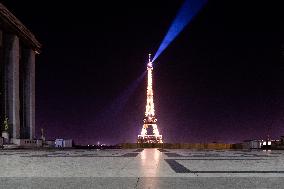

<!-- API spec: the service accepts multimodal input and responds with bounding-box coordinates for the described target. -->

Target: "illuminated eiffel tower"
[137,54,163,143]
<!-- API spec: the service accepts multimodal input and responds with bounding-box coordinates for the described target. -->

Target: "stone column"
[4,34,20,140]
[22,48,35,139]
[0,30,4,129]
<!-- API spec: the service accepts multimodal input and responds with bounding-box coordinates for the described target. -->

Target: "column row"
[1,31,35,141]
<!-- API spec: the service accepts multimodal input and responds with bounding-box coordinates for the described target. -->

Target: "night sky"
[1,0,284,144]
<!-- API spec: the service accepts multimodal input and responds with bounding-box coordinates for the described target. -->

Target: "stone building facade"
[0,3,41,143]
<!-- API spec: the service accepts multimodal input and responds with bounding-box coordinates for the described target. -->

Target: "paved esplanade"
[1,148,284,188]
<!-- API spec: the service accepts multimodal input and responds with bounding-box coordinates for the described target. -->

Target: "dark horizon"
[1,0,284,145]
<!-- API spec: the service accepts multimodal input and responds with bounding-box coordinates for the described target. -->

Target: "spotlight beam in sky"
[152,0,207,62]
[97,70,146,120]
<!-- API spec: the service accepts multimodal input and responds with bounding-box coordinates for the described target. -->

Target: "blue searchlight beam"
[152,0,207,62]
[100,70,146,118]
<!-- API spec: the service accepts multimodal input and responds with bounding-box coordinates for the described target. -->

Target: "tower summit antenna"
[147,53,153,68]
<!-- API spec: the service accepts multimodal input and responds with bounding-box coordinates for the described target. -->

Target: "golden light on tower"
[137,54,163,143]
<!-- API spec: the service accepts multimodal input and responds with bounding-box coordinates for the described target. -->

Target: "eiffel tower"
[137,54,163,143]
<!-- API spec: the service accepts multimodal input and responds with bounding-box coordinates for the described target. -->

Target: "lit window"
[268,141,271,145]
[263,142,266,145]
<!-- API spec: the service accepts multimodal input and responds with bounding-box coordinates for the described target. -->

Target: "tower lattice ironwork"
[137,54,163,143]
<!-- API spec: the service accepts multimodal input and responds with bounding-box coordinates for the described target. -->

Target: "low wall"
[11,139,43,147]
[121,143,243,149]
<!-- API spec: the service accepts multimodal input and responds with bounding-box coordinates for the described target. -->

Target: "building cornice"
[0,3,41,53]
